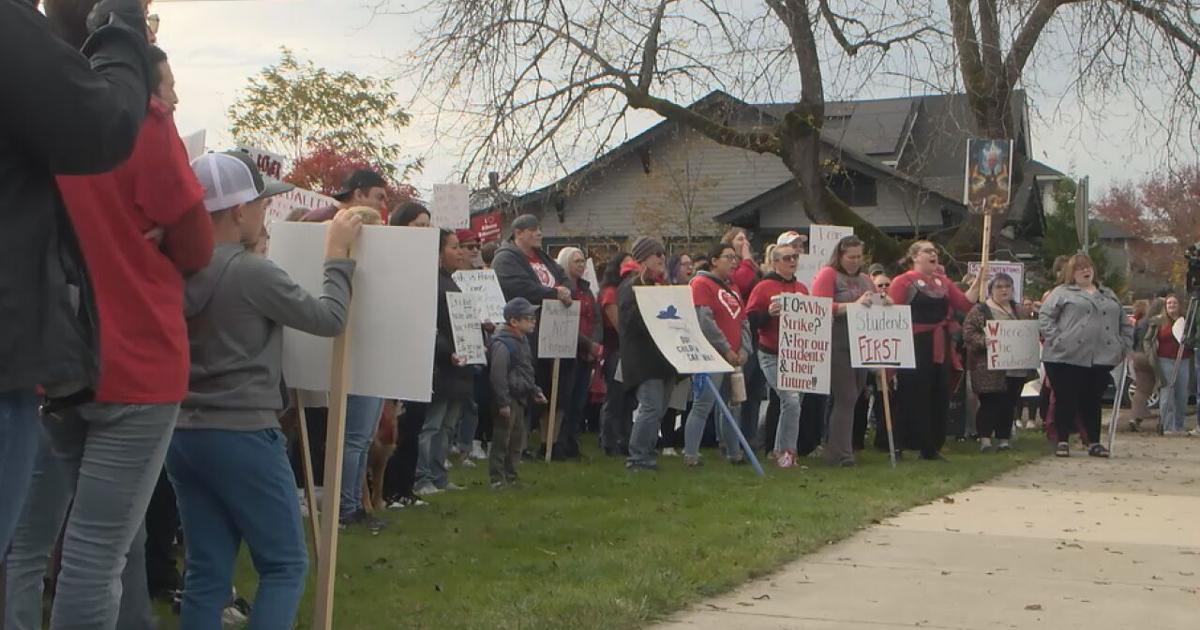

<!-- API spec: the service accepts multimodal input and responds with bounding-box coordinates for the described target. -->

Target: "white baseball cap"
[776,230,807,246]
[191,151,294,213]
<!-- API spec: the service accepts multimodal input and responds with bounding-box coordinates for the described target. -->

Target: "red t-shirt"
[746,275,809,353]
[55,99,207,403]
[1157,321,1192,359]
[528,253,556,289]
[690,274,747,354]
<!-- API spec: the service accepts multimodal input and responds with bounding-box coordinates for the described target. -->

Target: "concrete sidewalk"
[656,434,1200,630]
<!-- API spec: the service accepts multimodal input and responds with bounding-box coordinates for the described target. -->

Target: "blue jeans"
[340,395,384,518]
[759,352,805,452]
[683,373,727,458]
[0,388,40,555]
[40,402,177,630]
[416,398,463,490]
[627,379,667,467]
[168,428,308,630]
[459,392,480,452]
[1159,357,1191,432]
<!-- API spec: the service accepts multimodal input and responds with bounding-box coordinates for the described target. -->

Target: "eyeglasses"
[146,14,160,35]
[462,243,481,251]
[776,254,799,262]
[919,247,937,254]
[720,253,739,261]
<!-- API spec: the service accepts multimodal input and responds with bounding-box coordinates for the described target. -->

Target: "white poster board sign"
[452,269,507,324]
[446,292,486,365]
[967,262,1025,302]
[432,183,470,230]
[583,258,600,296]
[269,223,438,401]
[633,286,733,375]
[985,320,1041,370]
[265,187,339,228]
[182,129,206,162]
[846,304,916,369]
[809,225,854,261]
[778,294,833,394]
[237,145,288,180]
[794,253,826,290]
[537,300,580,359]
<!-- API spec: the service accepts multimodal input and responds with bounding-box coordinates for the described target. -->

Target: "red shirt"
[55,99,208,403]
[528,253,556,289]
[1157,321,1192,359]
[730,258,760,300]
[690,273,747,354]
[747,274,809,353]
[599,285,620,352]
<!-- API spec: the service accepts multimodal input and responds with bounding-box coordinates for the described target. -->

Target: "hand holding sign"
[778,294,833,394]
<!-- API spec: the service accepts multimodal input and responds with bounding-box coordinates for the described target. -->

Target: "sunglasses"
[462,243,481,250]
[778,254,799,262]
[876,282,891,289]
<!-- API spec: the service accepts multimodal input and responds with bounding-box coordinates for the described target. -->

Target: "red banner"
[471,211,503,242]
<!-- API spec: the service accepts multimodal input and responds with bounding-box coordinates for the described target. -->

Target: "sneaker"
[979,438,994,453]
[1087,443,1110,458]
[413,484,443,497]
[442,482,465,491]
[470,441,488,459]
[661,447,679,457]
[683,455,703,467]
[459,457,477,468]
[1188,429,1200,437]
[807,445,824,459]
[490,480,506,490]
[1055,441,1070,457]
[997,440,1011,451]
[449,444,462,457]
[445,458,453,469]
[776,449,797,469]
[339,509,387,532]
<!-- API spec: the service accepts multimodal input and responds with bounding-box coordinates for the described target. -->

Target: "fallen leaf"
[943,497,956,504]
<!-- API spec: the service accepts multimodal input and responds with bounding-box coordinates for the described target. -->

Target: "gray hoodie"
[179,242,355,431]
[489,326,540,408]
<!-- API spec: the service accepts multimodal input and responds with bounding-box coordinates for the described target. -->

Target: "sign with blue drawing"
[633,286,733,375]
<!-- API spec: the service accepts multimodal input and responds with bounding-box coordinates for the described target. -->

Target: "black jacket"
[0,1,150,392]
[432,268,474,399]
[617,272,677,391]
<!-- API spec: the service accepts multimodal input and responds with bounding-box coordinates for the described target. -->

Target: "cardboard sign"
[446,292,486,365]
[777,294,833,394]
[986,320,1041,370]
[846,304,916,369]
[808,225,855,262]
[182,129,206,162]
[967,261,1024,302]
[537,300,580,359]
[432,183,470,230]
[265,187,339,228]
[269,223,438,401]
[583,258,600,296]
[452,269,508,324]
[634,286,733,375]
[238,145,288,180]
[964,138,1013,214]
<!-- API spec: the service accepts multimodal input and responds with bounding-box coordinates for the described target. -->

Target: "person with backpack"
[488,298,547,487]
[962,273,1032,452]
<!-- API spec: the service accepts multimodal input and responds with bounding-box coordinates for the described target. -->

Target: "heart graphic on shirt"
[718,289,743,319]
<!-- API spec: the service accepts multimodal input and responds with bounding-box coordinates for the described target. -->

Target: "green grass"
[172,436,1044,629]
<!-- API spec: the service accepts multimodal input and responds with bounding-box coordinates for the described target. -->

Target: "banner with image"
[634,286,733,375]
[777,294,833,394]
[846,304,916,369]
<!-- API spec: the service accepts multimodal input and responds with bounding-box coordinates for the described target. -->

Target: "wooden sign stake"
[294,395,321,567]
[879,371,897,469]
[544,358,561,462]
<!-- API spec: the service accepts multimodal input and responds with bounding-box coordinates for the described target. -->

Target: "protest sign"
[986,320,1041,370]
[471,211,503,242]
[446,292,486,365]
[452,269,508,324]
[777,294,833,394]
[270,223,438,401]
[537,300,581,359]
[265,187,339,227]
[964,138,1013,214]
[238,145,288,180]
[634,286,732,374]
[583,258,600,296]
[967,261,1025,302]
[432,183,470,230]
[846,304,916,369]
[808,225,854,261]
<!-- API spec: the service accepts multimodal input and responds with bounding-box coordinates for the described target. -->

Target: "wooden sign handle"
[544,358,561,462]
[294,392,321,567]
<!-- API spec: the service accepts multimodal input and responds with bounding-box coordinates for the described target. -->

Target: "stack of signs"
[537,301,581,359]
[967,261,1024,302]
[451,269,508,324]
[432,183,470,230]
[446,293,486,365]
[777,294,833,394]
[985,320,1041,370]
[633,286,732,374]
[808,225,855,261]
[845,304,916,368]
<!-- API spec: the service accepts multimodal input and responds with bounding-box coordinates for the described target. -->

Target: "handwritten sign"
[237,145,287,180]
[446,292,486,365]
[452,269,508,324]
[538,300,580,359]
[778,294,833,394]
[432,183,470,230]
[967,261,1025,302]
[846,304,916,369]
[985,320,1040,370]
[265,187,338,228]
[634,286,732,375]
[809,225,854,262]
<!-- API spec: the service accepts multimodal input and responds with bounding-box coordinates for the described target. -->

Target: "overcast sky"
[155,0,1179,203]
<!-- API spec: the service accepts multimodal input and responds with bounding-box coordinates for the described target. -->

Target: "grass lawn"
[169,435,1044,629]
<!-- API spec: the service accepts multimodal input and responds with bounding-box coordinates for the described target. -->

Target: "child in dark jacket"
[489,298,547,486]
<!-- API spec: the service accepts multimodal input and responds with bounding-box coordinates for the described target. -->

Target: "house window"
[826,168,877,207]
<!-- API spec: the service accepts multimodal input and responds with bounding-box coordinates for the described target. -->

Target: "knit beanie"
[631,237,665,263]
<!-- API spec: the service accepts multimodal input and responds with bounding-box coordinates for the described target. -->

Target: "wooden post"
[313,250,356,630]
[979,212,993,282]
[878,370,897,469]
[544,358,561,462]
[295,395,321,567]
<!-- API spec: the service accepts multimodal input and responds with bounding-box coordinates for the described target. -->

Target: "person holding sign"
[745,243,809,468]
[171,154,362,628]
[811,236,878,467]
[1038,254,1132,458]
[962,273,1032,452]
[1143,295,1193,436]
[414,230,473,496]
[888,241,981,461]
[619,238,679,471]
[554,247,603,459]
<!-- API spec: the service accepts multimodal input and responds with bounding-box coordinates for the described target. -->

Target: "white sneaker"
[662,447,679,457]
[414,485,443,497]
[443,482,465,491]
[470,440,488,460]
[460,458,477,468]
[445,459,453,469]
[1188,429,1200,437]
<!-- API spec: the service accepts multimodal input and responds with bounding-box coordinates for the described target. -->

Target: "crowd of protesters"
[0,1,1188,629]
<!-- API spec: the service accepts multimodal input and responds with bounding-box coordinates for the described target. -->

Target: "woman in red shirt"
[888,241,981,460]
[1144,295,1193,435]
[554,247,603,458]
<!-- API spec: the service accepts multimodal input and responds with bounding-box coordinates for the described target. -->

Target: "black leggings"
[383,402,427,501]
[976,377,1025,440]
[1043,362,1112,444]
